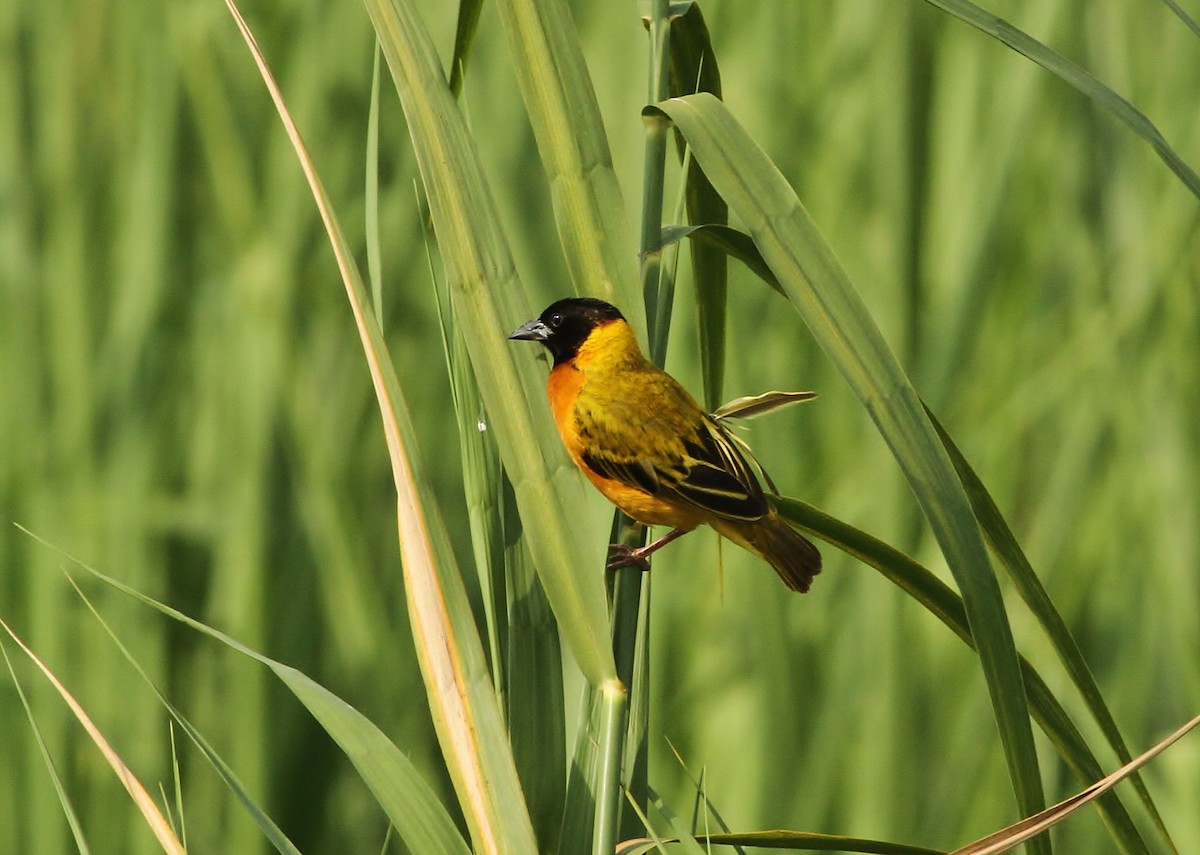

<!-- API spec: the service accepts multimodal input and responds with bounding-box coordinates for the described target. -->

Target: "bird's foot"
[604,528,688,572]
[605,544,652,573]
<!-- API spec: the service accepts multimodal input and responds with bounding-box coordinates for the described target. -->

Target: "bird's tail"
[716,511,822,593]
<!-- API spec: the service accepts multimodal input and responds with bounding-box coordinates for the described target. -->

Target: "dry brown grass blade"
[0,618,185,855]
[950,712,1200,855]
[712,389,818,420]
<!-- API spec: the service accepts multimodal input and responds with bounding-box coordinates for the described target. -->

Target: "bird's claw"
[605,544,651,573]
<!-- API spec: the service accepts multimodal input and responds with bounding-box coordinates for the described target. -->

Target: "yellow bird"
[510,297,820,592]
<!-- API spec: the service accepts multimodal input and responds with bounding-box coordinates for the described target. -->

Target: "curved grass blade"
[24,541,472,855]
[491,0,643,328]
[224,5,539,851]
[63,577,303,855]
[770,498,1150,855]
[949,713,1200,855]
[661,224,783,295]
[433,270,568,852]
[1,642,92,855]
[619,830,943,855]
[363,0,617,688]
[927,408,1176,850]
[0,618,185,855]
[652,92,1048,851]
[921,0,1200,199]
[713,390,817,420]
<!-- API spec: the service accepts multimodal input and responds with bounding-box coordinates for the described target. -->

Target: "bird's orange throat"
[546,360,585,443]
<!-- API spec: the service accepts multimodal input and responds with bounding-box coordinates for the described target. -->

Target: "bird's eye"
[549,313,564,328]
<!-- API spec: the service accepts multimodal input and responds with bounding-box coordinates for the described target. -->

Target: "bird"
[509,297,821,593]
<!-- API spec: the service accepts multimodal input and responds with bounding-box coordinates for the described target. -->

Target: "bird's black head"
[509,297,626,365]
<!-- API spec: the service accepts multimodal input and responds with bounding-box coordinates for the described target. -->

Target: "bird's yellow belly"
[548,359,702,532]
[582,467,703,531]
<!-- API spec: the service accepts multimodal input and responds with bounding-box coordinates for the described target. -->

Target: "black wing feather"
[581,409,768,522]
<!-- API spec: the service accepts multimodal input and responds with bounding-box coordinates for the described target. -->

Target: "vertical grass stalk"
[596,2,675,852]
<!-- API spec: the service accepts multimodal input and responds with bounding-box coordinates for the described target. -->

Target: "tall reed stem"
[594,2,673,853]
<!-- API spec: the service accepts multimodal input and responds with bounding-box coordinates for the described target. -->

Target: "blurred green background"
[2,0,1198,852]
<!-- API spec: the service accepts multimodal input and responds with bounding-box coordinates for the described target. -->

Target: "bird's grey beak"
[508,318,550,342]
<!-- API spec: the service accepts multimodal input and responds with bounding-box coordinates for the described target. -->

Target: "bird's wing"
[578,378,768,522]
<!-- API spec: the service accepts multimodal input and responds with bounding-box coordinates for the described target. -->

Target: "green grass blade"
[0,618,185,855]
[448,0,482,97]
[0,643,92,855]
[1158,0,1200,38]
[949,714,1200,855]
[921,0,1200,199]
[660,224,783,296]
[64,578,303,855]
[927,409,1175,850]
[770,498,1150,855]
[363,0,618,688]
[621,830,945,855]
[502,497,567,853]
[225,4,538,851]
[560,684,605,855]
[366,43,384,325]
[652,92,1048,850]
[430,272,509,695]
[42,550,472,855]
[491,0,643,328]
[665,0,727,409]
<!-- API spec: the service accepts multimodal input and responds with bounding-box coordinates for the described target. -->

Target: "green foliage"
[2,0,1198,853]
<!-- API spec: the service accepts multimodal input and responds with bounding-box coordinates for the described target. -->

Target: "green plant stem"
[642,0,673,364]
[593,678,630,855]
[595,2,674,852]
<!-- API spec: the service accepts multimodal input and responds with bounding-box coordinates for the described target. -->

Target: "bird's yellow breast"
[546,319,704,531]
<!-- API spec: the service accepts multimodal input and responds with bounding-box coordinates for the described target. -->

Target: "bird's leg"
[606,528,688,572]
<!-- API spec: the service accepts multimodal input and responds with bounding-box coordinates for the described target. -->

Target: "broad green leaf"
[660,224,783,295]
[651,92,1048,851]
[363,0,617,688]
[922,0,1200,199]
[491,0,643,328]
[226,4,538,851]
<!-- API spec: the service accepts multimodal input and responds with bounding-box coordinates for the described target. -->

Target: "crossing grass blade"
[225,3,538,851]
[27,541,472,855]
[1,643,91,855]
[921,0,1200,198]
[770,498,1151,855]
[664,211,1174,849]
[0,618,185,855]
[64,577,303,855]
[363,0,618,688]
[649,92,1049,851]
[927,410,1175,850]
[948,713,1200,855]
